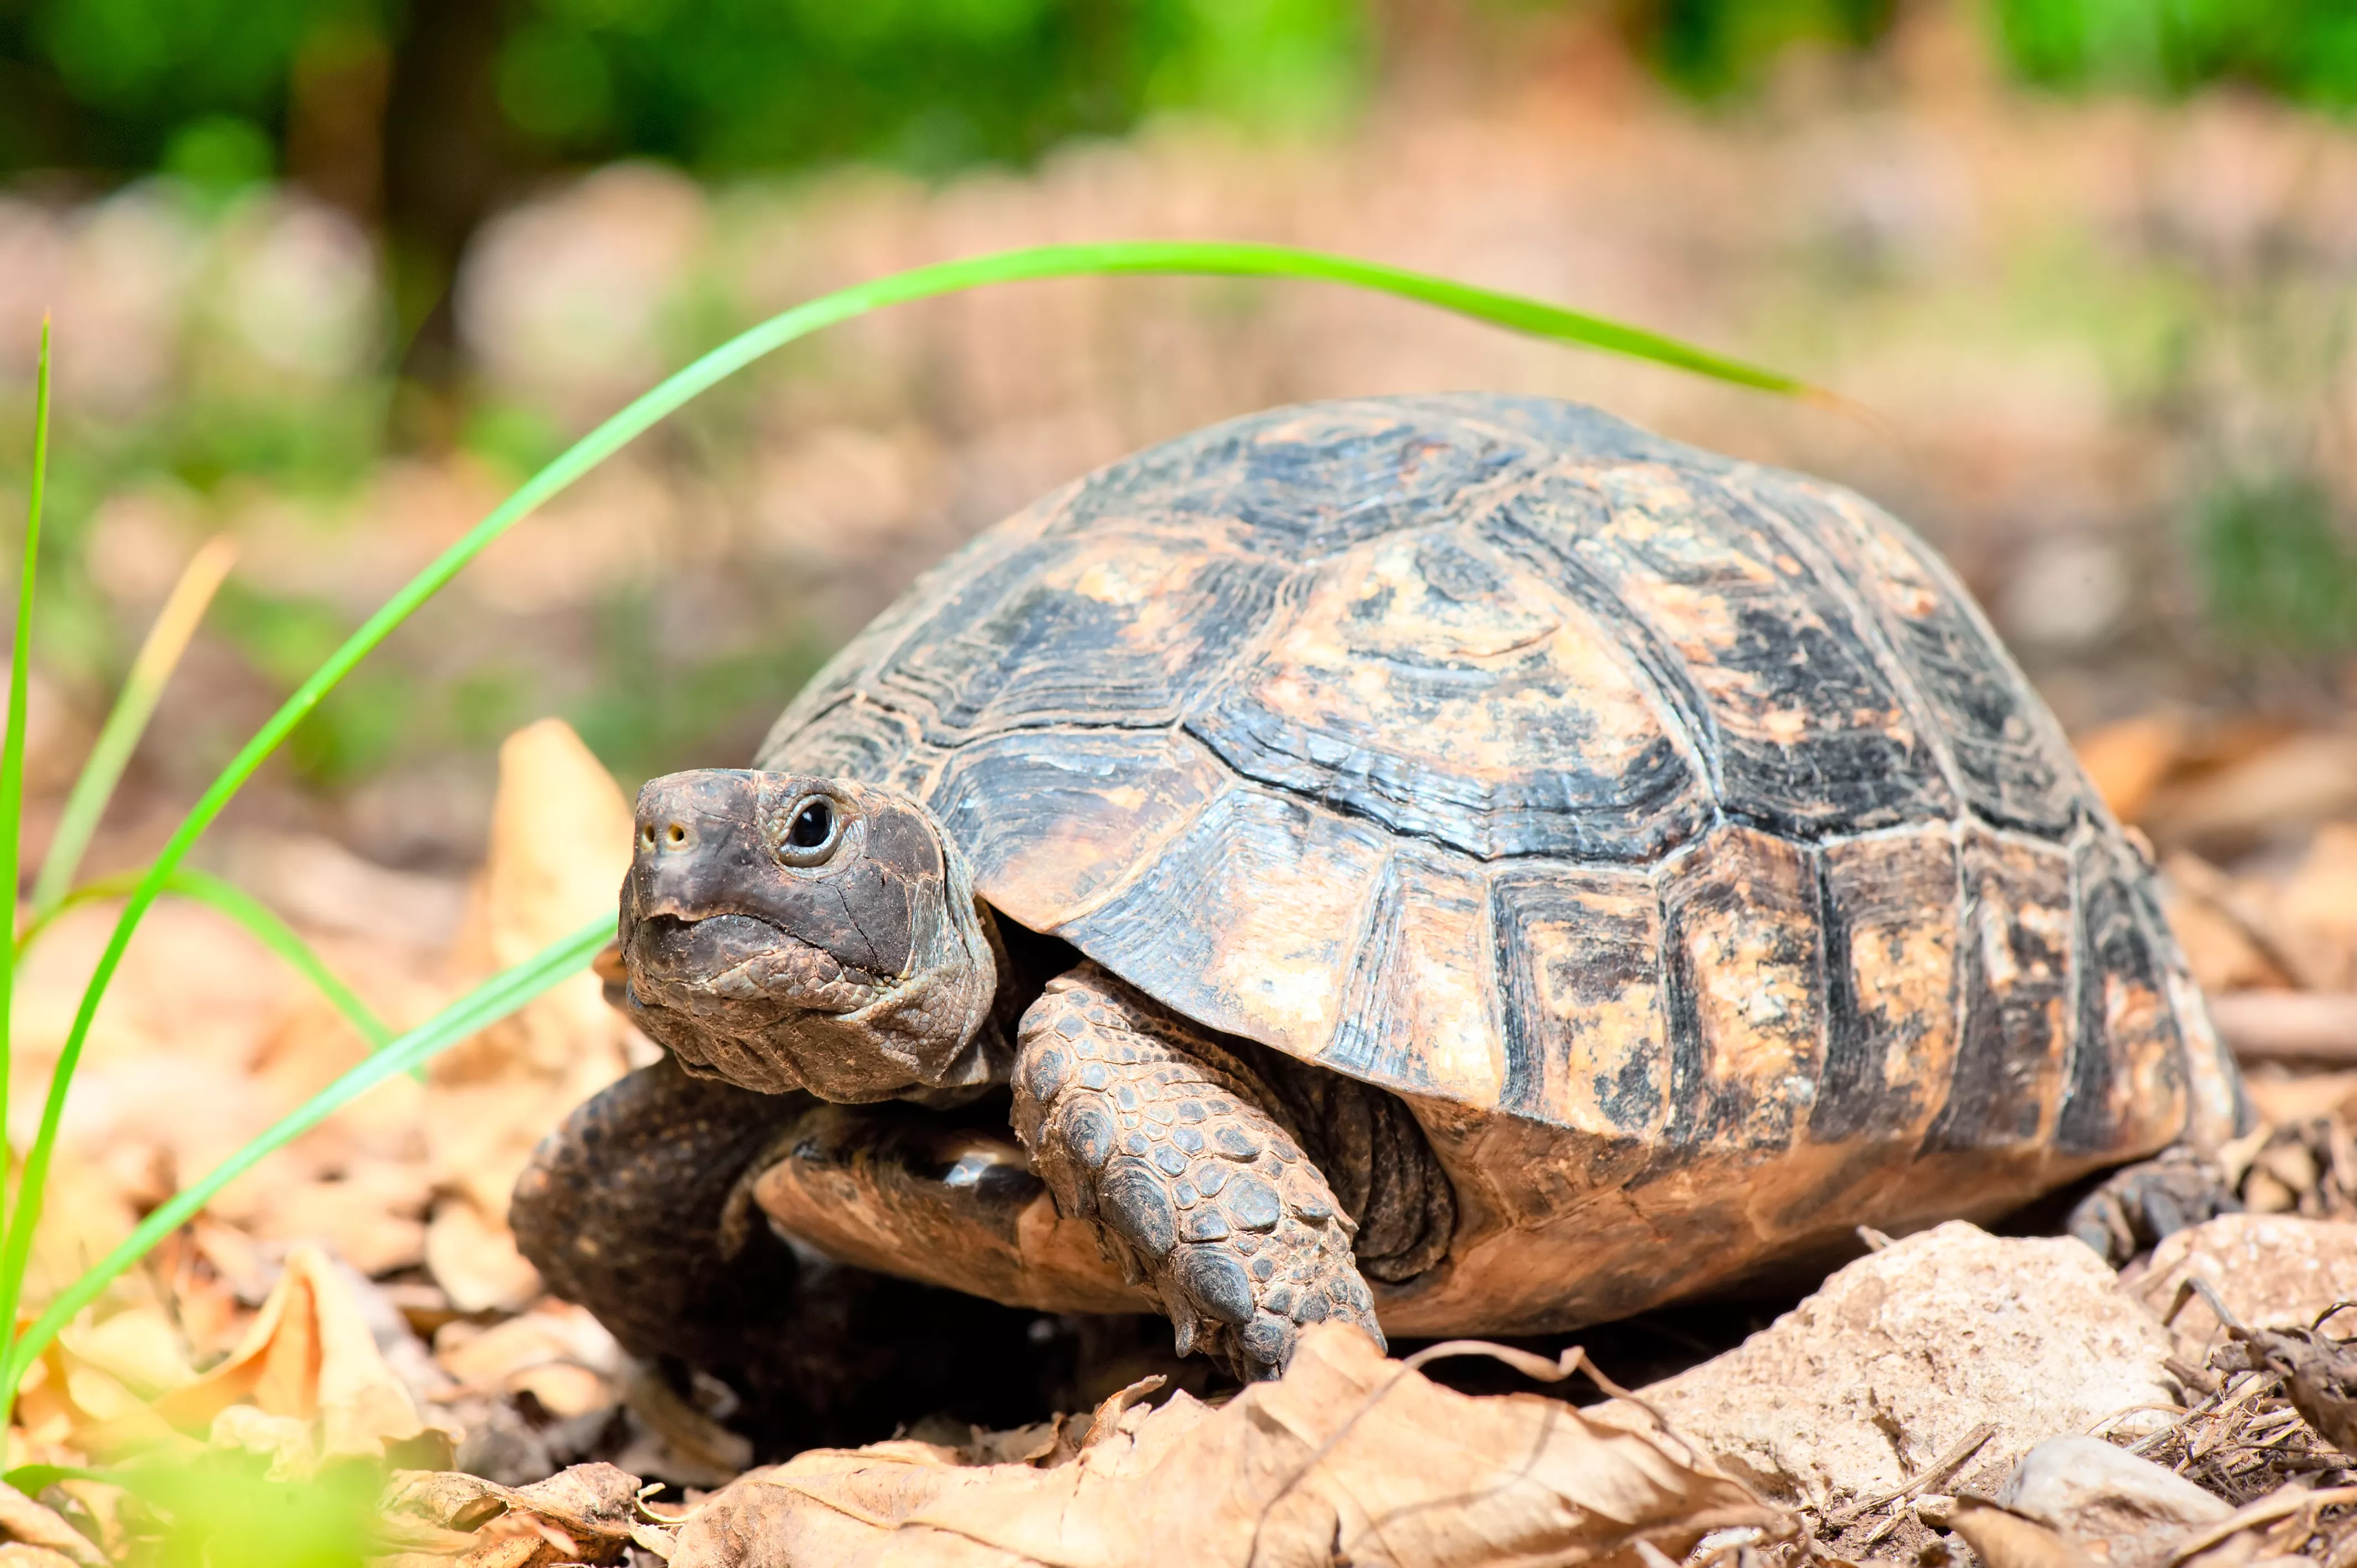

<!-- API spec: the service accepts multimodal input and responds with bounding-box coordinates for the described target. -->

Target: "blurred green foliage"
[1624,0,2357,102]
[2195,476,2357,656]
[1992,0,2357,106]
[13,1,2357,199]
[132,1456,380,1568]
[0,0,1366,183]
[1629,0,1893,97]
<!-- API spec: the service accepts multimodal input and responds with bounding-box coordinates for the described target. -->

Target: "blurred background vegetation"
[0,0,2353,871]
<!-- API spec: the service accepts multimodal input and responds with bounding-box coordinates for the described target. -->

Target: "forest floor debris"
[0,709,2353,1564]
[1613,1223,2182,1508]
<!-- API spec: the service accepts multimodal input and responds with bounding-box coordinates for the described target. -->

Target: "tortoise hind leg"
[1011,962,1382,1381]
[2065,1145,2241,1266]
[511,1055,1055,1447]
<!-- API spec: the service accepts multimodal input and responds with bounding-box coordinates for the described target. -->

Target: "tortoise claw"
[2066,1146,2240,1267]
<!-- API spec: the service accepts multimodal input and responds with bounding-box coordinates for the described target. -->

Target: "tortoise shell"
[758,394,2246,1333]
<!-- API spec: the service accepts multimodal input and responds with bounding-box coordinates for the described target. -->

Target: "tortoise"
[512,393,2248,1390]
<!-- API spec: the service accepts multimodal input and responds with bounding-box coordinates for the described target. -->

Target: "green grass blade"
[16,865,394,1049]
[0,241,1820,1401]
[0,319,51,1226]
[0,916,605,1396]
[30,536,237,921]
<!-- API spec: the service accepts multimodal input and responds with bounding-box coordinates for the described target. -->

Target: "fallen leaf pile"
[0,705,2350,1565]
[618,1325,1789,1568]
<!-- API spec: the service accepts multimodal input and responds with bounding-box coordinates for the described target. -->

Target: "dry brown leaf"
[670,1323,1787,1568]
[0,1549,85,1568]
[2168,1483,2357,1568]
[2145,732,2357,853]
[429,719,640,1228]
[73,1245,447,1474]
[1947,1495,2102,1568]
[0,1483,105,1568]
[424,1198,543,1315]
[379,1462,643,1568]
[2272,823,2357,993]
[2075,714,2190,824]
[249,1163,434,1277]
[431,1299,622,1426]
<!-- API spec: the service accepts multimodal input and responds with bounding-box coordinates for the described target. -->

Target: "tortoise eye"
[776,795,842,866]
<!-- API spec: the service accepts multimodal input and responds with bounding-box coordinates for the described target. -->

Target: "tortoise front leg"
[511,1055,1059,1447]
[1011,962,1382,1380]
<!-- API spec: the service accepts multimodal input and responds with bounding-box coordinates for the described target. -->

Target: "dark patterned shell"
[759,395,2246,1332]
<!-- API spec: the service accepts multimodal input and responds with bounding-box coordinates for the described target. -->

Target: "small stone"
[1995,1436,2229,1568]
[2126,1215,2357,1363]
[1624,1223,2180,1506]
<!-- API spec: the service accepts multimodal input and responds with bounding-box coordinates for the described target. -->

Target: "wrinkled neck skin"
[617,771,1008,1103]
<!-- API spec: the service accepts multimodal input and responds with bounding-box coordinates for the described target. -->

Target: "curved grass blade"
[0,917,606,1394]
[29,536,237,921]
[15,865,393,1049]
[0,319,51,1218]
[0,240,1825,1398]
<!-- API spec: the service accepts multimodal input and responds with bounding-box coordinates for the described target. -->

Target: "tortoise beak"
[626,769,772,926]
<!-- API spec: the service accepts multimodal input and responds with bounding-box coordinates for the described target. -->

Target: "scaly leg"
[511,1054,1061,1446]
[2066,1144,2241,1265]
[1012,962,1382,1380]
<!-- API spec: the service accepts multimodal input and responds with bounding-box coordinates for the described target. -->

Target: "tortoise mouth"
[625,909,796,992]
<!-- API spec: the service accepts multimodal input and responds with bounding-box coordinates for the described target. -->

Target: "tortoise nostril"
[666,823,687,845]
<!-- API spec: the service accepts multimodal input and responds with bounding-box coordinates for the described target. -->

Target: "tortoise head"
[614,770,1002,1102]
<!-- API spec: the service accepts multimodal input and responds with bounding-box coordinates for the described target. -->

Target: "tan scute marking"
[1955,829,2076,1148]
[1489,864,1667,1139]
[1665,828,1825,1149]
[954,735,1227,933]
[2102,967,2189,1154]
[1068,786,1390,1058]
[1819,828,1962,1139]
[1332,847,1504,1107]
[1244,532,1675,791]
